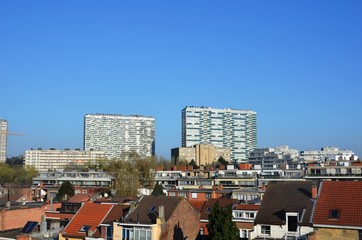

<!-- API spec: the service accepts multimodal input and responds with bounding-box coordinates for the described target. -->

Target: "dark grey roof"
[123,196,183,224]
[254,181,315,226]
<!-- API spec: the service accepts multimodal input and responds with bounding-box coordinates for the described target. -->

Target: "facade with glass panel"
[182,106,257,162]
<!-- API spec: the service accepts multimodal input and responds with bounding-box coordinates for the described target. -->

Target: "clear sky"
[1,1,361,159]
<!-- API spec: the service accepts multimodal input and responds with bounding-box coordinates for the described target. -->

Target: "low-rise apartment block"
[24,148,105,171]
[171,144,230,166]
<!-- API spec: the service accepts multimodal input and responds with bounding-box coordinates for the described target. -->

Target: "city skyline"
[1,1,361,159]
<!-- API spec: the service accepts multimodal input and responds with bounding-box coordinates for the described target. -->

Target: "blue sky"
[1,1,361,159]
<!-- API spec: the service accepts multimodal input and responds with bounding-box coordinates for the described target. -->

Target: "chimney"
[158,205,165,223]
[40,215,47,234]
[312,182,318,199]
[187,191,192,202]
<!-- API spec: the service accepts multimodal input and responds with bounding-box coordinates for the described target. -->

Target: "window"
[106,226,113,240]
[191,192,197,198]
[122,228,133,240]
[287,215,298,232]
[329,209,340,219]
[261,225,271,235]
[205,193,211,199]
[200,227,204,235]
[133,227,152,240]
[205,207,213,213]
[240,229,248,238]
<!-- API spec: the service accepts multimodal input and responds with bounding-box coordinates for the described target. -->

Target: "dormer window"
[329,209,340,219]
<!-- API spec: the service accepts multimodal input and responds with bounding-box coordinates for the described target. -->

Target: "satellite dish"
[104,193,108,198]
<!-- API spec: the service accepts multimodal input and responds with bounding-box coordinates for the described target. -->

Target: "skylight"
[329,209,340,219]
[79,225,91,232]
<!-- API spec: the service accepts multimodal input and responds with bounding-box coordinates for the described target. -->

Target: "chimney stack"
[312,182,318,199]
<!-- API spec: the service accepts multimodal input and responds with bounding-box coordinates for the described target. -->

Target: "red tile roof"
[46,212,74,221]
[188,200,206,212]
[313,181,362,228]
[200,198,238,220]
[68,194,91,203]
[235,204,260,211]
[62,203,113,237]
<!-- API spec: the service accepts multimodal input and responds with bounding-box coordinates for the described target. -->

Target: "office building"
[182,106,257,162]
[84,114,155,159]
[24,148,105,172]
[0,119,7,163]
[171,144,230,166]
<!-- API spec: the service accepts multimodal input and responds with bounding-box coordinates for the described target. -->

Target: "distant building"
[24,148,105,171]
[300,147,357,162]
[248,148,280,169]
[248,146,300,170]
[0,119,7,163]
[171,144,230,166]
[32,170,114,189]
[84,113,155,159]
[182,106,257,162]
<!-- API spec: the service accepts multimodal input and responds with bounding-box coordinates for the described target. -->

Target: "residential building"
[198,198,239,238]
[113,195,200,240]
[32,170,114,190]
[305,161,362,181]
[60,202,127,240]
[182,106,257,162]
[0,119,7,162]
[233,204,260,240]
[84,113,155,159]
[253,181,316,239]
[300,147,358,163]
[171,144,231,166]
[311,181,362,240]
[248,148,280,169]
[24,148,105,171]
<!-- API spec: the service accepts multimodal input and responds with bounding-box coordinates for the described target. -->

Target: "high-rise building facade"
[84,114,155,159]
[0,119,8,163]
[182,106,257,162]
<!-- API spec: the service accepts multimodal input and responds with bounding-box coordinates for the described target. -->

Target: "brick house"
[113,195,200,240]
[310,181,362,240]
[198,198,238,238]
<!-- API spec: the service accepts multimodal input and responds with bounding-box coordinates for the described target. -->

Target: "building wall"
[84,114,155,159]
[182,106,257,162]
[0,206,44,231]
[308,228,359,240]
[171,144,230,166]
[253,224,314,239]
[24,149,105,172]
[162,199,200,240]
[0,119,7,163]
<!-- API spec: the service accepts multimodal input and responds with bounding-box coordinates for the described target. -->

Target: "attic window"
[149,206,156,212]
[79,225,91,232]
[329,209,340,219]
[206,207,213,213]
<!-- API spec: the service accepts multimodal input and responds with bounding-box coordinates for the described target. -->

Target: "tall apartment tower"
[0,119,7,162]
[84,114,155,159]
[182,106,257,162]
